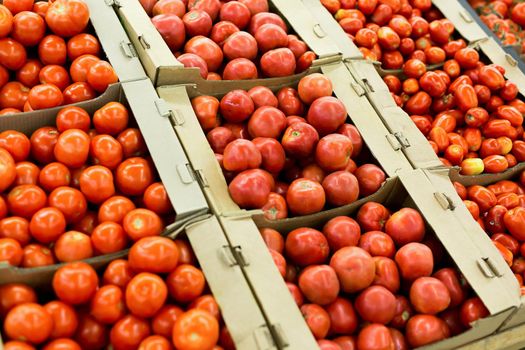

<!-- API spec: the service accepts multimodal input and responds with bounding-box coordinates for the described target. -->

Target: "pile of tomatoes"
[469,0,525,53]
[261,203,490,350]
[454,174,525,295]
[322,0,525,175]
[192,73,386,218]
[0,102,177,268]
[0,236,234,350]
[0,0,118,114]
[139,0,315,80]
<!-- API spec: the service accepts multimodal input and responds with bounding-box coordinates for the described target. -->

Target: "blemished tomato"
[52,262,99,305]
[166,264,206,303]
[45,0,90,37]
[44,300,78,339]
[4,303,54,345]
[129,236,178,273]
[110,314,151,350]
[172,309,219,350]
[0,284,37,317]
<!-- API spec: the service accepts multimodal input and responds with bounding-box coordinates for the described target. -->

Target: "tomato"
[355,285,396,324]
[298,264,340,305]
[262,192,287,220]
[320,217,359,252]
[125,272,168,319]
[123,209,163,241]
[74,313,109,350]
[7,184,47,219]
[356,202,390,231]
[403,59,426,79]
[0,38,27,70]
[21,244,54,267]
[492,233,519,255]
[355,164,385,197]
[301,304,331,339]
[27,83,64,110]
[33,2,50,17]
[460,297,489,328]
[89,134,123,170]
[468,185,497,213]
[330,246,375,293]
[4,303,53,344]
[285,227,329,266]
[115,157,154,197]
[479,65,505,91]
[78,165,115,204]
[359,231,394,258]
[0,82,29,110]
[188,295,220,321]
[62,82,95,104]
[172,309,219,350]
[4,342,36,350]
[229,169,273,209]
[0,216,30,246]
[286,178,326,215]
[152,305,184,339]
[409,276,451,315]
[67,33,100,61]
[0,131,30,163]
[42,339,82,350]
[39,65,70,90]
[27,207,65,244]
[103,259,135,290]
[357,324,394,350]
[0,5,13,38]
[110,315,151,350]
[281,122,319,158]
[503,207,525,240]
[259,228,283,254]
[378,26,400,51]
[316,134,353,172]
[44,301,78,340]
[53,262,99,305]
[260,48,296,77]
[70,55,99,85]
[12,11,45,47]
[0,238,23,266]
[45,0,89,37]
[406,315,450,348]
[384,207,425,246]
[166,264,205,303]
[184,35,223,72]
[0,284,37,318]
[54,230,93,262]
[86,60,118,93]
[395,242,433,281]
[152,0,186,17]
[323,171,359,206]
[483,155,508,173]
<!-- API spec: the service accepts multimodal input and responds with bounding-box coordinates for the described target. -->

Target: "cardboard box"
[254,168,519,350]
[115,0,344,86]
[156,62,412,220]
[0,79,208,286]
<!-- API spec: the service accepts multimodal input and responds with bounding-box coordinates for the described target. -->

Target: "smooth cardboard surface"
[186,216,274,350]
[84,0,147,82]
[219,216,319,350]
[301,0,363,59]
[432,0,488,42]
[116,0,343,87]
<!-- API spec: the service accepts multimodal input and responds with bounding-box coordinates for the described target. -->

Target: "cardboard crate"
[0,79,208,286]
[156,61,412,221]
[114,0,344,86]
[240,168,520,350]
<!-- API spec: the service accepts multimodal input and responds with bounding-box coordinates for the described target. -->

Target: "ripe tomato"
[29,207,66,244]
[115,157,154,197]
[47,186,87,225]
[0,284,37,317]
[0,237,23,266]
[0,216,30,246]
[90,134,123,170]
[52,262,99,305]
[184,36,223,72]
[357,324,394,350]
[110,315,151,350]
[21,244,55,267]
[117,128,147,158]
[45,0,89,37]
[129,236,178,273]
[307,97,347,136]
[68,33,100,61]
[43,339,82,350]
[330,246,375,293]
[79,165,115,204]
[28,84,63,110]
[38,162,71,191]
[285,227,329,266]
[44,300,78,339]
[54,230,93,262]
[385,208,425,245]
[0,5,13,38]
[0,38,27,70]
[359,231,395,258]
[229,169,273,208]
[410,277,451,314]
[91,222,128,255]
[98,196,136,224]
[355,285,396,324]
[0,130,30,163]
[70,54,100,83]
[125,272,168,319]
[103,259,135,289]
[301,303,330,339]
[63,81,96,104]
[395,242,433,281]
[281,122,319,158]
[87,60,118,93]
[38,35,67,66]
[138,335,172,350]
[7,184,47,219]
[298,264,340,305]
[286,178,326,215]
[39,65,70,90]
[323,216,361,252]
[152,305,184,339]
[172,309,219,350]
[166,264,205,303]
[356,202,391,231]
[93,102,129,135]
[74,313,109,350]
[12,11,45,47]
[4,303,53,344]
[0,82,29,110]
[406,315,450,347]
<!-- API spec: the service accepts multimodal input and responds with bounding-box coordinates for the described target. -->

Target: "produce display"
[469,0,525,54]
[192,73,386,218]
[454,174,525,295]
[0,103,174,267]
[0,0,118,114]
[140,0,316,80]
[261,203,489,349]
[0,237,234,350]
[323,0,525,176]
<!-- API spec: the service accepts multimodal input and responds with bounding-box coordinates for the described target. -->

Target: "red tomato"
[460,297,489,328]
[12,11,45,47]
[184,35,223,72]
[7,185,47,219]
[281,122,319,158]
[110,315,151,350]
[357,324,395,350]
[406,315,450,347]
[126,272,167,318]
[355,285,396,324]
[330,246,375,293]
[45,0,90,37]
[183,10,213,38]
[298,264,340,305]
[87,60,118,93]
[0,38,27,70]
[323,216,361,251]
[68,33,100,61]
[285,227,329,266]
[4,303,53,345]
[323,171,360,206]
[409,277,451,314]
[53,262,98,305]
[44,300,78,339]
[167,264,205,303]
[325,297,358,335]
[301,304,331,339]
[307,96,347,136]
[394,242,433,281]
[75,313,109,350]
[385,208,425,246]
[91,222,128,255]
[229,169,273,209]
[260,48,296,77]
[286,178,326,215]
[172,309,219,350]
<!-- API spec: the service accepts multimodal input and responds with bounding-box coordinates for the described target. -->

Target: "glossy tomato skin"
[357,324,395,350]
[357,202,391,231]
[285,227,329,266]
[355,285,396,324]
[325,297,358,336]
[406,315,450,348]
[323,216,361,251]
[229,169,273,209]
[298,264,340,305]
[281,122,319,158]
[172,309,219,350]
[395,242,433,281]
[301,303,331,339]
[4,303,53,345]
[110,314,151,350]
[330,246,375,293]
[385,208,425,246]
[286,178,326,215]
[53,262,99,305]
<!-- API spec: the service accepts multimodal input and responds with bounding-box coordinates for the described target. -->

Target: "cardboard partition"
[157,62,411,219]
[299,0,363,59]
[432,0,489,43]
[84,0,147,82]
[254,168,518,350]
[343,59,443,170]
[115,0,343,87]
[185,215,276,350]
[218,215,319,350]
